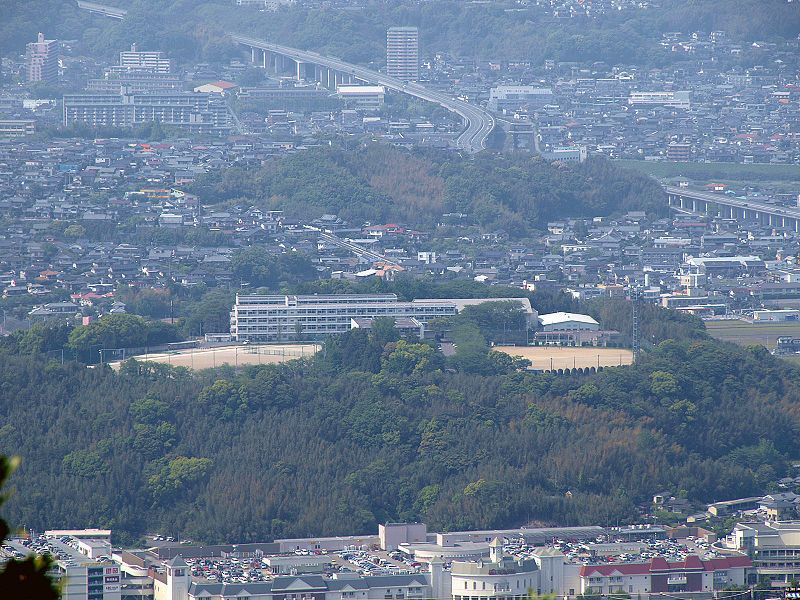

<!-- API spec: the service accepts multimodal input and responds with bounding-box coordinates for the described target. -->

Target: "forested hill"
[2,0,798,67]
[192,146,665,235]
[1,303,799,545]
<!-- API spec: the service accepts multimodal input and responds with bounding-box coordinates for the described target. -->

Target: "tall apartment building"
[230,293,537,342]
[116,44,171,74]
[26,32,59,83]
[386,27,419,82]
[667,141,692,161]
[63,89,233,134]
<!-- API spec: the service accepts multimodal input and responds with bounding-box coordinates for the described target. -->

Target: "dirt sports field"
[494,346,634,371]
[115,344,629,372]
[111,344,320,371]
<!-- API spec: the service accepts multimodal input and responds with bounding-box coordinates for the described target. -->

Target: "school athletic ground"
[494,346,633,371]
[110,344,320,371]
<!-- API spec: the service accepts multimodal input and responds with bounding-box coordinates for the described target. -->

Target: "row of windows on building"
[236,324,346,332]
[236,317,368,324]
[755,561,800,568]
[235,307,455,316]
[453,595,532,600]
[462,580,532,591]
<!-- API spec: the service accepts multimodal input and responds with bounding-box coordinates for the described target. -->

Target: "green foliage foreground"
[0,457,60,599]
[0,305,798,544]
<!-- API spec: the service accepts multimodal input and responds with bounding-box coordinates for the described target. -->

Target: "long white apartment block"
[230,294,537,342]
[118,44,172,73]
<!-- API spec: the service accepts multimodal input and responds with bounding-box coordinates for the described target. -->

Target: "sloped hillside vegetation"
[0,305,798,544]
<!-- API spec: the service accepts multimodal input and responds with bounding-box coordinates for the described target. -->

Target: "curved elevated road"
[231,35,495,153]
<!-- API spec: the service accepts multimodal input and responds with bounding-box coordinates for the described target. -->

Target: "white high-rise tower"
[386,26,419,82]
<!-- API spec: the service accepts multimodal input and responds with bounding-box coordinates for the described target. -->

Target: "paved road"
[316,231,402,267]
[231,34,495,153]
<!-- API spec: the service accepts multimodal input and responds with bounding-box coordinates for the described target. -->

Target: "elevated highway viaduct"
[666,185,800,232]
[231,34,495,154]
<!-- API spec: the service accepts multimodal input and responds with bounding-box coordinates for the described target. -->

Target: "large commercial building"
[230,294,537,342]
[63,90,233,134]
[727,521,800,587]
[628,91,691,110]
[26,32,59,83]
[11,523,753,600]
[386,27,419,82]
[487,86,554,112]
[577,556,750,596]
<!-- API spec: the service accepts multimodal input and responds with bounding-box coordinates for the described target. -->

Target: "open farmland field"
[616,159,800,183]
[111,344,320,370]
[494,346,633,371]
[705,319,800,349]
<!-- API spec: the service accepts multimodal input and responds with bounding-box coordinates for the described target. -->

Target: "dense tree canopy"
[231,248,318,289]
[3,0,797,69]
[193,145,666,234]
[1,303,799,544]
[67,313,183,357]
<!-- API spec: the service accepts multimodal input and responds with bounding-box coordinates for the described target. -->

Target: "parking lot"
[548,535,720,566]
[334,548,423,576]
[3,533,112,567]
[183,546,425,585]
